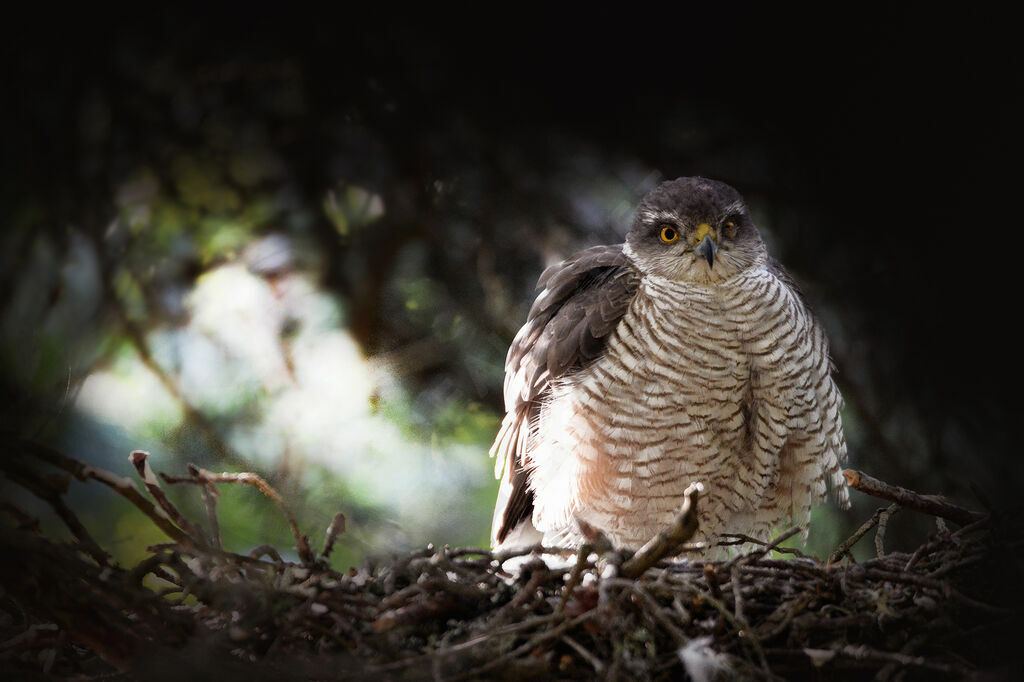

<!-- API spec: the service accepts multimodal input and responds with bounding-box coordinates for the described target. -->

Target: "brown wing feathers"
[492,244,640,543]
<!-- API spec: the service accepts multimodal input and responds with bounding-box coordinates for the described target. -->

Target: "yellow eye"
[659,225,679,243]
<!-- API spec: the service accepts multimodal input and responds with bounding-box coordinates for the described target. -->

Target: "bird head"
[625,177,766,284]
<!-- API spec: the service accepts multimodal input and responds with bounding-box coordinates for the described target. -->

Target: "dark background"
[2,6,1019,560]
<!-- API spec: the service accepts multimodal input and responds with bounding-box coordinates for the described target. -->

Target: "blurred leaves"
[2,7,1019,568]
[324,184,385,238]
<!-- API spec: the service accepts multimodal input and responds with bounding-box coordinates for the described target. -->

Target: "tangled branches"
[0,439,1019,680]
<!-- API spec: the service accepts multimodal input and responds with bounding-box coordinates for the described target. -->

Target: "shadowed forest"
[2,2,1020,637]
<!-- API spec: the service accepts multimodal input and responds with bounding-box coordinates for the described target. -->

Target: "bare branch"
[194,468,314,565]
[129,451,209,546]
[620,481,703,578]
[320,512,347,560]
[829,503,900,565]
[3,445,1011,679]
[842,469,985,526]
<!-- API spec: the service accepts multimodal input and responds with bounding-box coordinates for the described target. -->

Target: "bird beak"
[695,233,718,268]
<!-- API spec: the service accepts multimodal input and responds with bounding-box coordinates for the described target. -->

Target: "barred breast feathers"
[491,240,848,550]
[526,249,848,549]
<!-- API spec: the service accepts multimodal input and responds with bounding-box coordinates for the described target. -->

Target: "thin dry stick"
[877,633,928,682]
[452,611,597,682]
[562,634,606,674]
[842,470,984,526]
[129,451,209,546]
[557,542,595,613]
[733,565,746,625]
[718,532,811,559]
[875,505,896,557]
[625,581,689,647]
[755,595,812,641]
[5,442,1005,679]
[197,469,314,565]
[621,482,703,579]
[903,542,928,572]
[698,589,771,675]
[17,440,195,548]
[835,644,972,676]
[829,503,900,565]
[320,513,347,560]
[94,475,197,547]
[189,464,222,550]
[159,465,224,540]
[724,526,804,571]
[373,613,560,673]
[0,501,41,533]
[0,452,112,566]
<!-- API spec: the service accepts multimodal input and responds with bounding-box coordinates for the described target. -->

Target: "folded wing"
[490,244,641,545]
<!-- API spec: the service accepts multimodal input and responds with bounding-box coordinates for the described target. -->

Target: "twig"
[0,501,41,533]
[835,644,973,676]
[875,504,897,557]
[198,469,314,565]
[372,613,560,673]
[755,595,811,641]
[718,532,812,559]
[557,542,594,613]
[842,470,984,526]
[621,482,703,578]
[452,611,597,681]
[130,451,209,546]
[624,581,689,647]
[490,544,576,567]
[877,633,927,682]
[948,589,1013,615]
[160,463,224,549]
[504,561,548,611]
[320,513,347,560]
[733,565,746,626]
[903,542,928,572]
[0,454,110,565]
[190,464,223,550]
[249,545,285,564]
[829,503,900,565]
[2,445,1010,680]
[562,634,606,674]
[724,526,804,571]
[18,439,197,547]
[698,589,771,675]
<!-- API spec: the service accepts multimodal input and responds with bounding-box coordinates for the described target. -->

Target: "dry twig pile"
[0,440,1018,680]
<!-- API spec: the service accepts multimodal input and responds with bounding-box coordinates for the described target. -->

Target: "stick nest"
[1,441,1020,681]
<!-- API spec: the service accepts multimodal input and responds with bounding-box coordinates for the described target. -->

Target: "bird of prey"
[490,177,848,555]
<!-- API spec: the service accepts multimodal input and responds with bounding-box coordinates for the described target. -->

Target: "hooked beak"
[695,234,718,268]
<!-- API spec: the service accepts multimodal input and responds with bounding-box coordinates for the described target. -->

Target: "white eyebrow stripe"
[639,208,684,225]
[722,200,747,216]
[638,201,747,227]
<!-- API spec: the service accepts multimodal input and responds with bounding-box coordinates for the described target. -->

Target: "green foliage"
[0,31,882,569]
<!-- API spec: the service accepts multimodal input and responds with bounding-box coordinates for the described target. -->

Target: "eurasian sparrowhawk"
[490,177,849,555]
